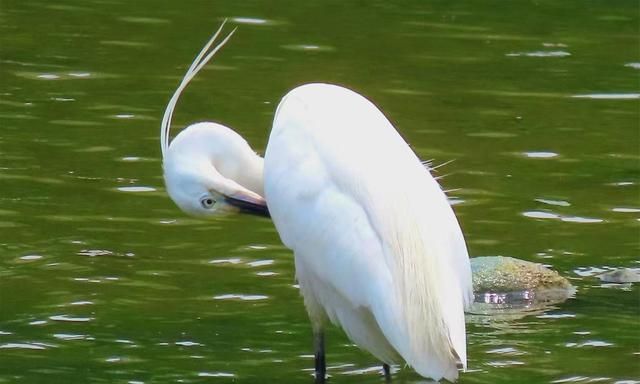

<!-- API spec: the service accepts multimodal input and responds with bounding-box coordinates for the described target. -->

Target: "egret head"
[163,122,268,218]
[158,24,266,218]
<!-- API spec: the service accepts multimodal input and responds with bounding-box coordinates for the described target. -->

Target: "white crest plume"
[160,20,237,158]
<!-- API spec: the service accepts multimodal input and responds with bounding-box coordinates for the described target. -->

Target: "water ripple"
[231,17,278,26]
[49,315,93,322]
[116,186,156,193]
[523,211,603,223]
[468,131,518,138]
[247,259,274,267]
[561,216,603,224]
[198,372,236,378]
[68,301,93,306]
[609,181,635,187]
[175,341,204,347]
[542,42,568,47]
[612,207,640,213]
[209,258,242,265]
[77,249,113,257]
[282,44,335,52]
[341,365,385,375]
[53,333,94,341]
[522,151,558,158]
[552,376,593,383]
[536,313,575,319]
[14,71,117,80]
[486,360,525,367]
[118,16,170,24]
[0,342,48,350]
[523,211,561,220]
[51,119,104,127]
[535,198,571,207]
[506,51,571,57]
[572,93,640,100]
[100,40,151,48]
[565,340,613,348]
[574,266,607,277]
[213,294,268,301]
[486,347,527,356]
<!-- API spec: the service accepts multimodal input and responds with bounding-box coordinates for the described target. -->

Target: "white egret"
[160,23,473,382]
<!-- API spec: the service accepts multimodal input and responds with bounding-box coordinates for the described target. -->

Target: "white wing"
[264,83,472,381]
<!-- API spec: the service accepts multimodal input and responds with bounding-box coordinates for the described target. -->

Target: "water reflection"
[231,17,279,26]
[117,16,170,25]
[213,294,269,301]
[0,343,48,350]
[468,291,575,325]
[535,198,571,207]
[281,44,335,52]
[506,51,571,57]
[100,40,152,48]
[523,211,604,224]
[13,71,117,80]
[198,371,236,377]
[611,207,639,213]
[49,315,93,322]
[53,333,94,341]
[116,186,156,192]
[522,151,559,158]
[572,93,640,100]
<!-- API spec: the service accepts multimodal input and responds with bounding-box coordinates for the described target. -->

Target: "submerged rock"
[471,256,571,293]
[597,268,640,283]
[468,256,574,315]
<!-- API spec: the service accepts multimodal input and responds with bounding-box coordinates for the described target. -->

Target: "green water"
[1,1,639,383]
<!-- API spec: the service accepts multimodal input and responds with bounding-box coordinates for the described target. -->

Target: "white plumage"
[160,24,473,382]
[266,84,472,380]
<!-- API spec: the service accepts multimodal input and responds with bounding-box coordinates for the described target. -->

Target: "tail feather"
[370,166,469,381]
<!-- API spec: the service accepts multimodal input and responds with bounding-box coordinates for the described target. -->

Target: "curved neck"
[222,154,264,197]
[166,122,266,197]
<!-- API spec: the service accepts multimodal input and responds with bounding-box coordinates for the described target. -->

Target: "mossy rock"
[467,256,574,318]
[471,256,572,293]
[597,268,640,283]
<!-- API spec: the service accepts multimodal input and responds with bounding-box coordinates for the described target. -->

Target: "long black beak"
[225,195,270,218]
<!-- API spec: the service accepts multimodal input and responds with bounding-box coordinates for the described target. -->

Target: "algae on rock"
[471,256,572,293]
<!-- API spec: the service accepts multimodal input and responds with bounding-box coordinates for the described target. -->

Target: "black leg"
[383,363,391,382]
[314,330,326,383]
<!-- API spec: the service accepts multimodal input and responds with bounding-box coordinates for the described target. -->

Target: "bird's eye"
[200,196,216,209]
